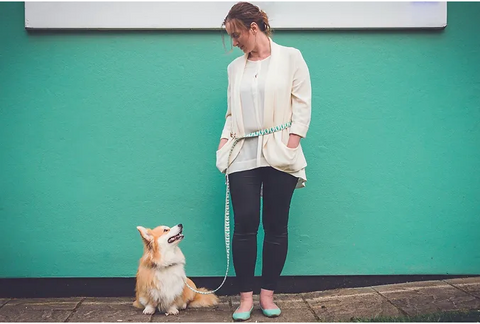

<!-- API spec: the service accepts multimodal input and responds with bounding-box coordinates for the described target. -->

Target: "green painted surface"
[1,3,479,278]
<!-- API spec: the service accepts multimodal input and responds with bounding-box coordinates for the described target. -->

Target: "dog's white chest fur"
[151,265,185,305]
[148,249,186,311]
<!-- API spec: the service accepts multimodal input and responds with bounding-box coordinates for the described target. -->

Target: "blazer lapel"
[233,54,248,136]
[263,38,279,129]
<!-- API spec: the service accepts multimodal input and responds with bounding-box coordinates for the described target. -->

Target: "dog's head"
[137,223,184,248]
[136,224,185,267]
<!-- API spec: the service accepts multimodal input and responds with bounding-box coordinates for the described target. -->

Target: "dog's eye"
[164,228,169,232]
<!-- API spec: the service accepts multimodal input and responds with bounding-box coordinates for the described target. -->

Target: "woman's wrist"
[287,134,301,148]
[218,138,229,150]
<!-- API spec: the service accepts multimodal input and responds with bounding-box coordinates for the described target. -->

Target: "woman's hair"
[222,2,272,37]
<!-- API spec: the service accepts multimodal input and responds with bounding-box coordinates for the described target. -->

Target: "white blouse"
[228,56,272,175]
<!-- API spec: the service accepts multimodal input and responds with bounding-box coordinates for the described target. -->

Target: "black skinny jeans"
[229,166,298,292]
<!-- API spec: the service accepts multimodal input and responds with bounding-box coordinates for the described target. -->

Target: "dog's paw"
[143,305,156,315]
[165,307,179,316]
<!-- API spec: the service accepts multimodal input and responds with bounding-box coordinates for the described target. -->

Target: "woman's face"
[225,20,256,54]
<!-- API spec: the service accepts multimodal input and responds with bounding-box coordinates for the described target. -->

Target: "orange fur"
[133,224,218,315]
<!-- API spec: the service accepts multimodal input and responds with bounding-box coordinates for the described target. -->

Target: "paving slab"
[374,279,456,291]
[444,277,480,299]
[67,297,150,322]
[444,277,480,285]
[0,297,83,322]
[254,307,317,322]
[373,280,480,316]
[3,297,83,311]
[232,293,317,322]
[151,296,232,322]
[304,286,402,322]
[0,309,72,322]
[151,309,233,322]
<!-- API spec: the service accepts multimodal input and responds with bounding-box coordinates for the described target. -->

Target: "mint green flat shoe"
[232,306,253,321]
[260,306,281,318]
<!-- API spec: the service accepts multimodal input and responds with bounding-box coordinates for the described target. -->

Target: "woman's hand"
[287,134,301,149]
[218,138,229,150]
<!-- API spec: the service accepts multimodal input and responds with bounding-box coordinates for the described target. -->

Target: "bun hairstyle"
[222,2,272,37]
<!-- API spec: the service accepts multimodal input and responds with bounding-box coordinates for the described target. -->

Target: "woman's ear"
[250,22,258,34]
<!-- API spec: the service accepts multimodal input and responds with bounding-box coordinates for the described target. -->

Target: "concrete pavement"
[0,277,479,322]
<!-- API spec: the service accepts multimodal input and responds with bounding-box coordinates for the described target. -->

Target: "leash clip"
[230,131,236,140]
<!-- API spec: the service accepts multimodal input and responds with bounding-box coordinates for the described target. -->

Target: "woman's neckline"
[247,55,271,63]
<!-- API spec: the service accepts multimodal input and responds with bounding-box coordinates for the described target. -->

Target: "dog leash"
[184,121,292,295]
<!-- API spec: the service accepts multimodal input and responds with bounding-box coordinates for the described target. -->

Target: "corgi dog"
[133,223,219,315]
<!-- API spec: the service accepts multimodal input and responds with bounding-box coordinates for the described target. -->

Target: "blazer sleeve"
[289,49,312,138]
[220,63,233,139]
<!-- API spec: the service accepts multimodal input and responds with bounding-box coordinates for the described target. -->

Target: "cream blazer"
[216,38,312,188]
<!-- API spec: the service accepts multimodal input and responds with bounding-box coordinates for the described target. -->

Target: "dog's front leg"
[165,305,179,316]
[143,304,156,315]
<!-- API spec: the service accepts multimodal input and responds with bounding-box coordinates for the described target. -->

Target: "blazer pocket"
[265,136,307,173]
[216,138,234,173]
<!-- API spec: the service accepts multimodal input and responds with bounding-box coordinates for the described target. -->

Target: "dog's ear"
[137,226,154,244]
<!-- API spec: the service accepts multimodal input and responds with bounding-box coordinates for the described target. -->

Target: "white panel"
[24,2,447,30]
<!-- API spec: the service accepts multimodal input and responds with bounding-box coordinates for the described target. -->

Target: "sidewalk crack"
[371,287,410,317]
[0,299,12,310]
[64,297,86,322]
[442,280,480,300]
[301,295,321,322]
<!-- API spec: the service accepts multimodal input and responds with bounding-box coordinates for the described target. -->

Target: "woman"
[216,1,312,320]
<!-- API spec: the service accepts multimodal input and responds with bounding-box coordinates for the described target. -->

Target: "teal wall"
[1,2,479,278]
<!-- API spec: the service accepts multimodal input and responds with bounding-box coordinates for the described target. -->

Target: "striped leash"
[184,122,292,294]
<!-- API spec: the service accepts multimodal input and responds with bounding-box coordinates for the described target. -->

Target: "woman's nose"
[232,39,239,47]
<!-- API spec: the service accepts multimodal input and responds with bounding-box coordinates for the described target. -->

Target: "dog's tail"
[189,287,219,308]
